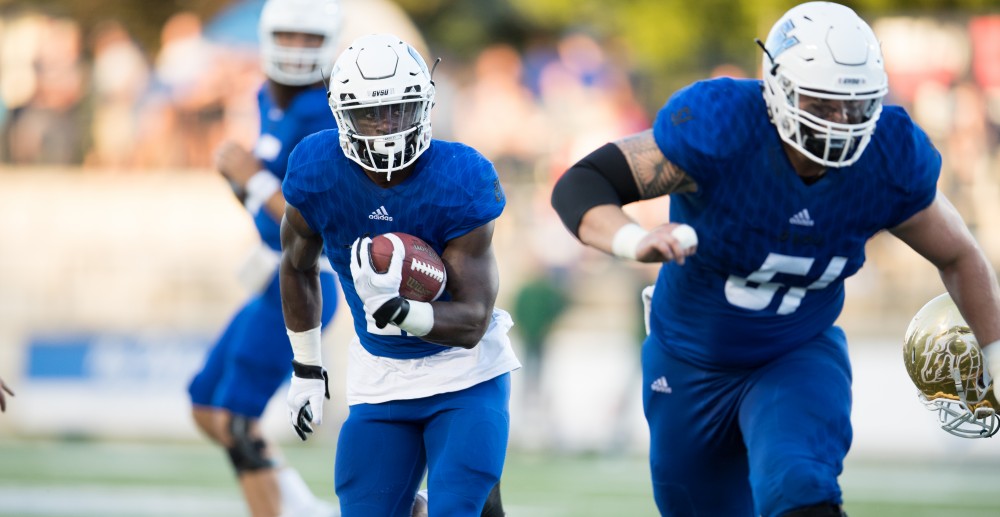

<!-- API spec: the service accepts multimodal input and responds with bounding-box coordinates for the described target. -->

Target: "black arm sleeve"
[550,143,641,238]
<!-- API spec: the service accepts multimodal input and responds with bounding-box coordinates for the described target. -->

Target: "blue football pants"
[642,326,852,517]
[334,374,511,517]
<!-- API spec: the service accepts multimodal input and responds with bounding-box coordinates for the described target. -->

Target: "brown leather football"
[369,232,447,302]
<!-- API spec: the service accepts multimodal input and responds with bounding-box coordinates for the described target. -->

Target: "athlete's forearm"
[280,257,323,332]
[421,226,499,348]
[939,249,1000,346]
[418,296,494,349]
[578,205,641,256]
[279,209,325,332]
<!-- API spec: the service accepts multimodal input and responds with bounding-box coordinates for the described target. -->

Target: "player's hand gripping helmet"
[903,293,999,438]
[258,0,342,86]
[328,34,434,180]
[760,2,888,168]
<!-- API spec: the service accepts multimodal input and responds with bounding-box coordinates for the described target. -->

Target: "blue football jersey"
[283,133,506,359]
[649,78,940,368]
[253,85,336,250]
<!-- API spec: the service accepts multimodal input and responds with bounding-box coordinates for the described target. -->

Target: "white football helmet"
[258,0,341,86]
[760,2,888,167]
[328,34,435,179]
[903,293,999,438]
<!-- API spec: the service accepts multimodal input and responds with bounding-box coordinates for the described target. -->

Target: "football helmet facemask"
[760,1,888,168]
[903,293,999,438]
[328,34,434,180]
[258,0,341,86]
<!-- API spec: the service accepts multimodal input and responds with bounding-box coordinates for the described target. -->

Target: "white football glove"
[350,235,406,328]
[641,285,655,336]
[286,361,329,441]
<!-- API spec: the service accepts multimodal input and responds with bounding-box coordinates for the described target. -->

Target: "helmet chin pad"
[362,135,406,171]
[346,124,425,176]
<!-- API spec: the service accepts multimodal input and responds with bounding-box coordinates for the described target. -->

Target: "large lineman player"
[279,34,519,516]
[551,2,1000,516]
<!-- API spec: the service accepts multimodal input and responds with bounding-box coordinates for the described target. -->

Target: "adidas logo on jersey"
[650,376,672,394]
[369,206,393,221]
[789,209,814,227]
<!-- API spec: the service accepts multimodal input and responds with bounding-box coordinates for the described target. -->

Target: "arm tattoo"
[615,130,697,199]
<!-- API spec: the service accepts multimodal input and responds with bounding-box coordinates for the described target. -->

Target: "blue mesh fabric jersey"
[650,77,940,368]
[253,85,336,250]
[283,132,506,359]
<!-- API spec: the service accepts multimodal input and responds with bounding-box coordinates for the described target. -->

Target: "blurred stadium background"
[1,0,1000,515]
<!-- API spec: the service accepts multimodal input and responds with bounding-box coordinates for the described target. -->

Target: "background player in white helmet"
[187,0,341,515]
[551,2,1000,516]
[281,34,518,516]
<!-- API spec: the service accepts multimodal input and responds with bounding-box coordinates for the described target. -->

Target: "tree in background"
[8,0,997,114]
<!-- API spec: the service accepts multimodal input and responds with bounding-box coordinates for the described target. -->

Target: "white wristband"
[244,170,281,214]
[398,300,434,337]
[287,326,323,366]
[611,223,649,260]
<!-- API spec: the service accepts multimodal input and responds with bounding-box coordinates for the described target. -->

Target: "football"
[369,232,447,302]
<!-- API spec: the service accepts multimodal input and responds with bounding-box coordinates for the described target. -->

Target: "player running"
[279,34,519,516]
[551,2,1000,516]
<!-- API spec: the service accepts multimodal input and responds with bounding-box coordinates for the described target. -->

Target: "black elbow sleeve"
[551,143,640,237]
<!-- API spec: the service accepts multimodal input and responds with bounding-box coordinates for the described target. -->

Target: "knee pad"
[782,503,846,517]
[225,415,274,474]
[481,482,506,517]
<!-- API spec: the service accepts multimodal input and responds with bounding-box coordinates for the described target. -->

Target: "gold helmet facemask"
[903,293,999,438]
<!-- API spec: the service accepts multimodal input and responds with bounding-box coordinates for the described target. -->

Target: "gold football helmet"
[903,293,998,438]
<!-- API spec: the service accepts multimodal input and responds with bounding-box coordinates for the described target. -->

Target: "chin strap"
[385,148,396,181]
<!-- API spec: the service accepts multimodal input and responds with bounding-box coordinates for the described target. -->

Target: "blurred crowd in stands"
[1,8,999,299]
[0,9,652,177]
[0,11,255,169]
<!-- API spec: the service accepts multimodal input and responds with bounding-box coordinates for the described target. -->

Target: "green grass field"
[0,438,998,516]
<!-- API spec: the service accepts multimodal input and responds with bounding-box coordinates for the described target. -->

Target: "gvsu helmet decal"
[765,19,800,62]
